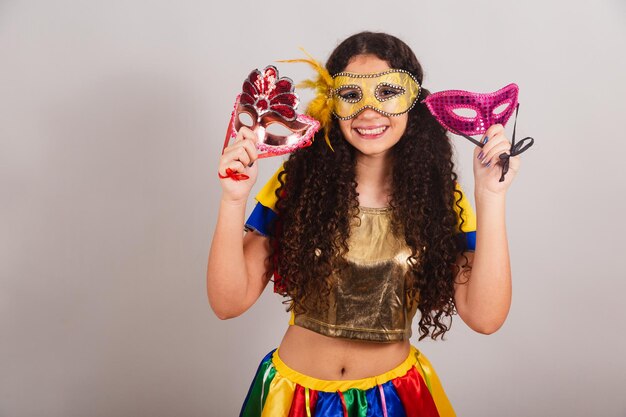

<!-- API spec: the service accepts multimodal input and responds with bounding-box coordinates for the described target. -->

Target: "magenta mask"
[223,66,319,159]
[422,83,534,182]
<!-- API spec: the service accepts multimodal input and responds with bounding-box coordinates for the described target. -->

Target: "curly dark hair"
[268,31,471,340]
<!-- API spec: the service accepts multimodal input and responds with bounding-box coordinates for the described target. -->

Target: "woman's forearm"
[206,198,250,319]
[461,191,512,333]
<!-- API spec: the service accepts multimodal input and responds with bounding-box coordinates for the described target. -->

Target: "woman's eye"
[378,87,402,99]
[338,88,361,102]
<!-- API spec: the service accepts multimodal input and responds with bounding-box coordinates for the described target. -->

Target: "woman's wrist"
[475,188,507,205]
[220,195,249,208]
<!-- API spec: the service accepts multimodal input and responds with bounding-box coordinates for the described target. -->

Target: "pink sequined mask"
[423,83,534,182]
[224,66,319,159]
[422,83,518,137]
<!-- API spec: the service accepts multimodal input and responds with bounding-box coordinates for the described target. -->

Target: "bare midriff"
[277,324,411,381]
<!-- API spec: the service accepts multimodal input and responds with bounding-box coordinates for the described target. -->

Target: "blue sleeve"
[244,202,277,237]
[463,231,476,251]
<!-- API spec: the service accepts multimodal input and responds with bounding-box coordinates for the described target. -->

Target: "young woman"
[207,31,518,417]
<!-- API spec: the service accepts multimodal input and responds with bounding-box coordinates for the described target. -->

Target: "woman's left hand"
[473,123,521,196]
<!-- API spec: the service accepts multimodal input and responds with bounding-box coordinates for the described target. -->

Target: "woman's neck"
[354,153,393,208]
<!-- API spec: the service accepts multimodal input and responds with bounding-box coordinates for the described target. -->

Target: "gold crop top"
[246,165,476,343]
[288,206,418,343]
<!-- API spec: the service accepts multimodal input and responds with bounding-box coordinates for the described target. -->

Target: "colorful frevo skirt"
[239,345,455,417]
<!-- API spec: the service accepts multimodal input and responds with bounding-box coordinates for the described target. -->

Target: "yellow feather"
[277,48,335,151]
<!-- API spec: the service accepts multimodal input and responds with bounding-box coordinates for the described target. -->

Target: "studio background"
[1,1,624,416]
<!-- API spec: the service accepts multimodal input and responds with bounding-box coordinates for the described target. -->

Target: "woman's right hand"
[218,125,259,204]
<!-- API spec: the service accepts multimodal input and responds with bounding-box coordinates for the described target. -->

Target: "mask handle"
[219,107,250,181]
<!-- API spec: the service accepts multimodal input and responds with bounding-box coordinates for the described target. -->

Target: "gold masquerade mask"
[331,70,421,119]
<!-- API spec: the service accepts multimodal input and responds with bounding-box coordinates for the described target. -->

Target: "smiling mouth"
[354,126,388,137]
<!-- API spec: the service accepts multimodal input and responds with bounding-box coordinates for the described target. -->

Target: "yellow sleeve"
[453,182,476,233]
[255,165,286,212]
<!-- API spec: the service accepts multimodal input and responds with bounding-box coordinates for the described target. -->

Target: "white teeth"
[356,126,386,135]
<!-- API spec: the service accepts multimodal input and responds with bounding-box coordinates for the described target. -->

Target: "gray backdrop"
[1,0,625,416]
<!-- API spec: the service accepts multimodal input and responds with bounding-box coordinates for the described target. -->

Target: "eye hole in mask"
[265,122,294,138]
[375,83,405,101]
[492,102,510,115]
[452,107,478,118]
[336,85,362,103]
[237,111,255,127]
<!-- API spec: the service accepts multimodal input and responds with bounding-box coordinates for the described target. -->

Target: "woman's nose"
[357,107,384,120]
